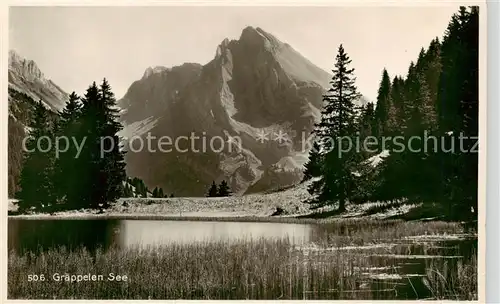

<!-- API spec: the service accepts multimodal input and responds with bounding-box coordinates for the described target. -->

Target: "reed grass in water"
[8,220,476,300]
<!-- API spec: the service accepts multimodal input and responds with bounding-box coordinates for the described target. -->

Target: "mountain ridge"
[8,49,69,112]
[120,26,369,197]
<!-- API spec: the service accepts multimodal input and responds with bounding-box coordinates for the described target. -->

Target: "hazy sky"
[9,6,459,101]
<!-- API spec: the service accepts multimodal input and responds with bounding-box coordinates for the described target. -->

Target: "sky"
[9,6,459,101]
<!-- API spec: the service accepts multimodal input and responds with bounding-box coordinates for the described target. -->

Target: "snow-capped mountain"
[120,26,369,197]
[8,50,68,112]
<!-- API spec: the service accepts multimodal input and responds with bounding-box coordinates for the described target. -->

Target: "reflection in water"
[119,220,312,248]
[8,219,312,253]
[8,219,120,254]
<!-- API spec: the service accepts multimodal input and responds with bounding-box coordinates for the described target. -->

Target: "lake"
[8,219,314,253]
[8,218,477,300]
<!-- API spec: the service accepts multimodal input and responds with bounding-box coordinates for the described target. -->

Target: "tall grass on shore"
[8,238,397,300]
[309,220,466,246]
[9,236,476,300]
[423,251,478,300]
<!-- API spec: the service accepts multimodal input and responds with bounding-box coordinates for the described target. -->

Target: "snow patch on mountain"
[119,116,159,139]
[220,65,237,118]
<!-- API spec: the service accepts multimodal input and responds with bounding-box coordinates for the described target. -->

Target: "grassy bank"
[8,240,477,300]
[8,220,476,300]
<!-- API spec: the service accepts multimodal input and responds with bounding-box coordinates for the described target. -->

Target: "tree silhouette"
[207,181,218,197]
[217,180,231,197]
[17,100,55,213]
[307,44,365,212]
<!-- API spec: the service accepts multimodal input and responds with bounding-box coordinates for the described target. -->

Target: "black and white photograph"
[5,3,483,301]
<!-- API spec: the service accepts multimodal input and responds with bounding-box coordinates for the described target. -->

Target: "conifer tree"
[79,79,126,210]
[302,141,322,182]
[134,179,147,197]
[98,79,127,207]
[217,180,231,197]
[207,181,218,197]
[437,6,479,219]
[123,183,133,197]
[307,44,363,212]
[386,77,405,135]
[374,69,391,138]
[17,100,55,213]
[424,38,442,103]
[78,82,102,208]
[368,6,478,220]
[158,187,164,198]
[53,92,84,210]
[357,102,377,158]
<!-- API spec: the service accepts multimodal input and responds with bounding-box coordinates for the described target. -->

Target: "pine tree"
[135,179,147,197]
[302,141,322,182]
[123,183,133,197]
[152,187,159,198]
[158,187,164,198]
[386,77,405,135]
[53,92,84,210]
[369,7,478,219]
[78,79,126,211]
[437,6,479,219]
[78,82,102,208]
[307,44,363,212]
[374,69,391,137]
[217,180,231,197]
[98,79,127,207]
[424,38,442,103]
[17,100,55,213]
[357,102,377,157]
[207,181,218,197]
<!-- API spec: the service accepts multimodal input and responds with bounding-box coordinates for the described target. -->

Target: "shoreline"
[7,192,424,223]
[7,212,346,224]
[7,212,461,225]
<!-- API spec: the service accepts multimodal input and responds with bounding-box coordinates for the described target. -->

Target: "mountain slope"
[120,26,369,197]
[9,50,68,112]
[8,51,67,197]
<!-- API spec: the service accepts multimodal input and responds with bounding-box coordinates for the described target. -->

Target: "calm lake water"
[8,219,313,253]
[8,219,477,300]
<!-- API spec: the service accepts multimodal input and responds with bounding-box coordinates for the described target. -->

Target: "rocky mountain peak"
[8,50,68,111]
[215,38,231,59]
[142,63,203,80]
[142,66,169,79]
[9,50,44,81]
[239,26,282,52]
[120,26,368,196]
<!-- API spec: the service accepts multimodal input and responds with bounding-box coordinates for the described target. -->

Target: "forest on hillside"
[304,6,479,221]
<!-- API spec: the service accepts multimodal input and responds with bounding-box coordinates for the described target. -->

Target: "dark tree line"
[303,7,478,220]
[206,180,231,197]
[16,79,127,213]
[8,89,59,197]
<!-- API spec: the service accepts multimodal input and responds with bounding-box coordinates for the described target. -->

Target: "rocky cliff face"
[8,50,68,112]
[120,26,368,196]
